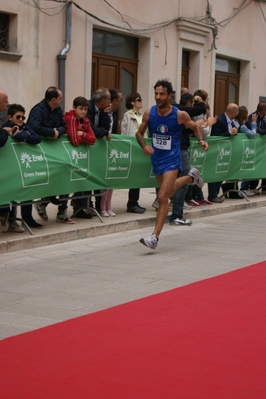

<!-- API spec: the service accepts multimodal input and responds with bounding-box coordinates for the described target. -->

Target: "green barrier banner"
[0,134,266,205]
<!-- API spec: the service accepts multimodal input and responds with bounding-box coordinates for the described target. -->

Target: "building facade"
[0,0,266,118]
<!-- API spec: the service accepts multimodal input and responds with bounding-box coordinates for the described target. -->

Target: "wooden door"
[92,53,138,127]
[214,72,240,116]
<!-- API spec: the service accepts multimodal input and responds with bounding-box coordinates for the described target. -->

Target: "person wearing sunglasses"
[120,92,148,214]
[2,104,41,144]
[0,103,41,233]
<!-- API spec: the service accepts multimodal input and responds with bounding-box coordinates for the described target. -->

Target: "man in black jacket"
[85,87,111,212]
[29,87,75,225]
[209,103,239,201]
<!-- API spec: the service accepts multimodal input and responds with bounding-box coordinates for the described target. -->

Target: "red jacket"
[64,110,96,146]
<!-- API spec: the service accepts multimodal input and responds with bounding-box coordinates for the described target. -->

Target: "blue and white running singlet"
[148,105,182,175]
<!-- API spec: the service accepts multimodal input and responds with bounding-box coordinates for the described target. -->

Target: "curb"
[1,197,266,254]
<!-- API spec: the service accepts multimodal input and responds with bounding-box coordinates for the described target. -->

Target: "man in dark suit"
[87,87,111,140]
[208,103,239,202]
[84,88,112,212]
[108,89,123,134]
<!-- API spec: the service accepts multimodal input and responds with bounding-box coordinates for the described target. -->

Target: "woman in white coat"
[120,92,148,213]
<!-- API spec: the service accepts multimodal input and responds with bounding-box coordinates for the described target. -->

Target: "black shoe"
[23,218,43,228]
[72,209,92,219]
[127,205,146,214]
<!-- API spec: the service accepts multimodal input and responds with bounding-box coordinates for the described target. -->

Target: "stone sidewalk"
[1,186,266,253]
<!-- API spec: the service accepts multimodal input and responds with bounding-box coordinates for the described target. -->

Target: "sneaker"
[8,221,25,233]
[241,190,255,197]
[56,211,75,224]
[209,196,224,203]
[187,199,202,207]
[0,212,9,233]
[197,199,213,205]
[35,203,48,220]
[188,168,204,188]
[250,189,260,195]
[101,211,109,217]
[107,210,116,217]
[152,198,159,210]
[139,233,158,250]
[173,218,192,226]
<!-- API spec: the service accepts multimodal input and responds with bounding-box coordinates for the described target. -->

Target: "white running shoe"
[107,210,116,217]
[8,221,25,233]
[140,233,158,250]
[188,168,204,188]
[173,218,192,226]
[101,211,109,217]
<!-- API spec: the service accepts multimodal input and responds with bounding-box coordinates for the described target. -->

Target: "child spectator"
[64,96,96,219]
[3,104,41,145]
[1,103,41,232]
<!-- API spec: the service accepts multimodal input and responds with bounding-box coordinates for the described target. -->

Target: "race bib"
[152,134,171,150]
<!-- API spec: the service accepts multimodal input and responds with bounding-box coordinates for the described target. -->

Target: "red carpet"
[1,262,266,399]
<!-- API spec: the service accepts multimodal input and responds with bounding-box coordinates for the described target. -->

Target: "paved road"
[1,207,265,339]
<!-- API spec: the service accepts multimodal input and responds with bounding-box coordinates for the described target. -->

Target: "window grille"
[0,13,9,51]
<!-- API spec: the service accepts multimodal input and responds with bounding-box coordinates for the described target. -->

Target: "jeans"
[208,182,222,200]
[169,150,190,223]
[240,180,259,190]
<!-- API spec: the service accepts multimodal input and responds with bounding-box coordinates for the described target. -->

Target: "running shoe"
[8,221,25,233]
[35,203,48,220]
[139,233,158,249]
[173,218,192,226]
[188,168,204,188]
[197,199,213,205]
[187,199,202,206]
[56,211,75,224]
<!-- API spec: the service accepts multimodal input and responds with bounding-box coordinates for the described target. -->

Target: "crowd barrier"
[1,134,266,206]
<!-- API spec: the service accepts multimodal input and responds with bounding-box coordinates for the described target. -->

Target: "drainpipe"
[57,2,72,112]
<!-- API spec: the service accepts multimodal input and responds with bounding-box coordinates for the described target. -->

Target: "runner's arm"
[136,109,154,155]
[178,110,209,151]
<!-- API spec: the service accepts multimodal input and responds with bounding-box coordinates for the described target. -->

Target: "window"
[93,29,138,59]
[0,11,22,61]
[0,12,9,51]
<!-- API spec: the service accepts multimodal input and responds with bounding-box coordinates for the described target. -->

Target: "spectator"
[1,103,41,232]
[30,86,75,224]
[208,103,239,203]
[187,89,217,205]
[0,90,22,233]
[169,92,208,225]
[240,102,266,194]
[101,89,123,217]
[120,92,148,214]
[86,87,111,213]
[221,105,257,198]
[64,96,96,219]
